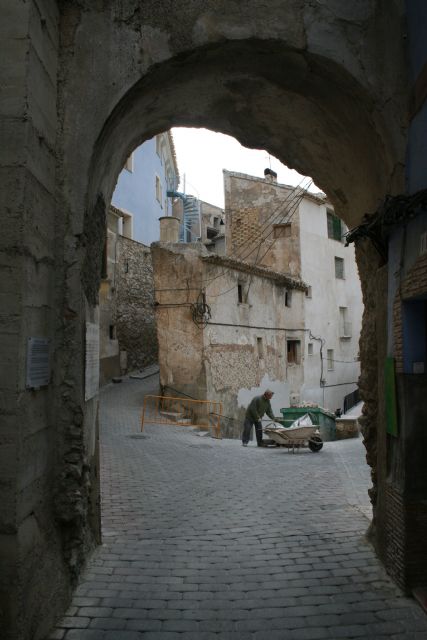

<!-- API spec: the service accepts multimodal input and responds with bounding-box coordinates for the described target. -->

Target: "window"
[155,175,162,204]
[308,343,313,356]
[339,306,352,338]
[402,299,427,373]
[305,286,312,298]
[335,256,345,279]
[273,223,292,238]
[285,290,292,307]
[156,135,162,157]
[287,340,301,365]
[124,153,134,172]
[101,240,108,279]
[327,349,334,370]
[121,213,133,239]
[237,283,244,303]
[109,325,116,340]
[257,337,264,359]
[327,210,343,241]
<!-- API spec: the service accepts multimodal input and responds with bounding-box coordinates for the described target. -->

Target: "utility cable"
[205,185,310,299]
[200,176,313,289]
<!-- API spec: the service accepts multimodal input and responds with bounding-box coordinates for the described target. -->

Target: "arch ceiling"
[87,40,400,229]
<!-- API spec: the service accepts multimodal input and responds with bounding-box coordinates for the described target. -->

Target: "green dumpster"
[278,407,336,441]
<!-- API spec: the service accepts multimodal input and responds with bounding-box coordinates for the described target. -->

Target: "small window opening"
[257,337,264,359]
[285,290,292,307]
[335,257,345,279]
[238,283,244,304]
[308,343,313,356]
[327,349,334,370]
[305,286,312,298]
[402,298,427,373]
[156,135,162,157]
[124,261,129,274]
[109,325,116,340]
[155,175,162,204]
[273,223,292,238]
[339,306,351,337]
[101,239,108,279]
[287,339,301,365]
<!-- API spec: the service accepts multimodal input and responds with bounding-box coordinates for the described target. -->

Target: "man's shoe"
[257,442,266,447]
[242,442,248,447]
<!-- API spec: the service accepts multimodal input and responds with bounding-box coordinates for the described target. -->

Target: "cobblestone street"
[50,376,427,639]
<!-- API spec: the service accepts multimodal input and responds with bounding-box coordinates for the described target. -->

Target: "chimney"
[159,216,180,243]
[264,168,277,183]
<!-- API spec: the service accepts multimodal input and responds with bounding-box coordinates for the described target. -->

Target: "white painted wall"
[299,198,363,412]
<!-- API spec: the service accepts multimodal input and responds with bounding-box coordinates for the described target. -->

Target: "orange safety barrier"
[141,395,223,438]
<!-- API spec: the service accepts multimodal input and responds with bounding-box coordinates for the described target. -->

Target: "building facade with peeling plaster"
[152,241,307,437]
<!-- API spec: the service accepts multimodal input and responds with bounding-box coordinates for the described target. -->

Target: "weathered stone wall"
[0,3,79,639]
[151,243,207,400]
[356,242,387,559]
[115,237,158,372]
[99,209,121,384]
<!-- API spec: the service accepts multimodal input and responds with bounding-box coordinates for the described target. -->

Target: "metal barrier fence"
[141,395,223,438]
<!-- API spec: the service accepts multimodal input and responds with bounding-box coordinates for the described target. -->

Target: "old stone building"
[99,205,158,384]
[224,170,363,412]
[1,2,427,638]
[152,240,307,437]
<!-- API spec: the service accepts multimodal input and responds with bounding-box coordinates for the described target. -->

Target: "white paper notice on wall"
[26,337,50,389]
[85,322,99,401]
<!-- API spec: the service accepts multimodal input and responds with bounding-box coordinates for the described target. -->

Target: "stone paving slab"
[48,377,427,638]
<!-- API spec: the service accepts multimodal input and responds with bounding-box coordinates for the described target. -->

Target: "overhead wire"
[206,182,311,299]
[199,175,313,290]
[203,178,313,297]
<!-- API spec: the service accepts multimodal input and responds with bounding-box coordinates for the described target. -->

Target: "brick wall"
[385,484,406,590]
[393,252,427,373]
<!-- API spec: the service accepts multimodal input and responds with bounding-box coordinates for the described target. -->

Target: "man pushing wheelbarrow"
[242,389,275,447]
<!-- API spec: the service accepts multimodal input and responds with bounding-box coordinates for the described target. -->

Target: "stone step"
[160,411,192,424]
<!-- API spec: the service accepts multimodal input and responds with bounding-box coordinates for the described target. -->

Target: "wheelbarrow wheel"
[308,435,323,452]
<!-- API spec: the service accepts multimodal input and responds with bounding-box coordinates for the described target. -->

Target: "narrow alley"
[50,377,427,640]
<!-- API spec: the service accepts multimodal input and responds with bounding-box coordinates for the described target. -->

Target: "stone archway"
[74,35,398,613]
[1,2,411,639]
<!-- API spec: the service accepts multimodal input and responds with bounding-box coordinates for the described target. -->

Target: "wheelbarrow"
[263,422,323,453]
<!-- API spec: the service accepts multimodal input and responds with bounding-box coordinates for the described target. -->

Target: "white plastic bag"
[287,413,313,430]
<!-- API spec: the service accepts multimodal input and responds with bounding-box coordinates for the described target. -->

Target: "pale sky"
[171,127,320,209]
